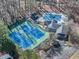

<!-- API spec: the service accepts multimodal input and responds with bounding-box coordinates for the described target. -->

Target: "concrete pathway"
[70,50,79,59]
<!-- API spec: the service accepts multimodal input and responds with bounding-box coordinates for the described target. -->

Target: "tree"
[0,20,9,39]
[19,49,40,59]
[0,20,19,59]
[1,38,19,59]
[0,0,19,25]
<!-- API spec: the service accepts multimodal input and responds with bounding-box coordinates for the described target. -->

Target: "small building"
[0,52,13,59]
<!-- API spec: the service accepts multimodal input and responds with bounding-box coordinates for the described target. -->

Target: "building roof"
[0,54,13,59]
[0,51,6,57]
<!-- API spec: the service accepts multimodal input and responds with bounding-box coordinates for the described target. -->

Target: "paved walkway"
[70,50,79,59]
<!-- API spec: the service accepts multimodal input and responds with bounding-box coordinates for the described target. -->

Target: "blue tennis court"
[9,31,33,48]
[43,12,61,21]
[8,20,49,49]
[21,22,45,39]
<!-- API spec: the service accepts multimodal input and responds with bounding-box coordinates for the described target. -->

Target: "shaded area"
[0,38,19,59]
